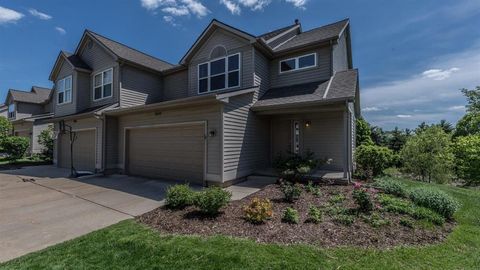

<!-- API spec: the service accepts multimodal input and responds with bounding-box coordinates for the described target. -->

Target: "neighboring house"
[0,104,7,118]
[49,18,360,186]
[4,87,54,154]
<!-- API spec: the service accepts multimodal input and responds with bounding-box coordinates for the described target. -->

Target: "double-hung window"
[94,68,113,100]
[198,53,240,93]
[57,75,72,105]
[279,53,316,73]
[8,104,15,119]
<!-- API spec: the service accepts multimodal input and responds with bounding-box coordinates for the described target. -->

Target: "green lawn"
[2,178,479,269]
[0,157,51,167]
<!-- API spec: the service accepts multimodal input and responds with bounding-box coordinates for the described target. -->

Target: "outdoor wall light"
[209,130,216,137]
[305,121,312,127]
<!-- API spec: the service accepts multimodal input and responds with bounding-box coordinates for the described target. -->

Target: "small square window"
[299,54,315,69]
[228,54,239,71]
[199,63,208,78]
[228,71,239,88]
[94,87,102,100]
[199,78,208,93]
[280,59,296,72]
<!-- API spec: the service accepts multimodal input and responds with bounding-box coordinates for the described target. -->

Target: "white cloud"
[55,27,66,35]
[448,105,465,111]
[396,115,412,118]
[285,0,308,9]
[422,67,460,81]
[238,0,271,11]
[0,6,24,24]
[362,106,382,112]
[140,0,208,18]
[163,15,179,26]
[362,42,480,129]
[220,0,241,15]
[28,8,52,20]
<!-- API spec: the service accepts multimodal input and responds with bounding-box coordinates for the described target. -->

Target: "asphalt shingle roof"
[63,51,91,70]
[258,24,297,41]
[87,31,174,73]
[9,87,53,104]
[273,19,349,52]
[252,69,357,109]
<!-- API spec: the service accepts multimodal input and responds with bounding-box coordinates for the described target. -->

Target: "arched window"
[209,45,227,59]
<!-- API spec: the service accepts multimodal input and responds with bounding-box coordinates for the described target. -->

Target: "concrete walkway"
[225,176,277,200]
[0,166,169,262]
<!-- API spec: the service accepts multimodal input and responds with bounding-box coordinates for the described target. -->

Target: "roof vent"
[294,19,300,25]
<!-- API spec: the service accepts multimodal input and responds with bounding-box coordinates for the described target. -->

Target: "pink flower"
[353,182,362,189]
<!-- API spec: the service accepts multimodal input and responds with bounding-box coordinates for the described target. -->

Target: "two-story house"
[4,87,53,154]
[49,18,359,186]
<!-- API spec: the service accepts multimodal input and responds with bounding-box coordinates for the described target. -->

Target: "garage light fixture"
[305,121,311,127]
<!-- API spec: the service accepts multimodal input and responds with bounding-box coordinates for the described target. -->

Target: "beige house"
[48,19,360,186]
[4,87,53,154]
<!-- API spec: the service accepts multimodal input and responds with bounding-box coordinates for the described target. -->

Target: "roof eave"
[251,97,354,112]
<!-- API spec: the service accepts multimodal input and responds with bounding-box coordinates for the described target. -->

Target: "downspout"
[94,113,106,174]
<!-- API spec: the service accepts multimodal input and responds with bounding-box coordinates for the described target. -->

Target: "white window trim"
[92,68,113,101]
[57,75,73,105]
[197,53,241,94]
[279,53,317,74]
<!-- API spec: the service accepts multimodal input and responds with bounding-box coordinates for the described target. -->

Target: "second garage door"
[127,124,205,184]
[58,129,96,172]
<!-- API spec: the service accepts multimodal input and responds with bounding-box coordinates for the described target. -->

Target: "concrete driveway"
[0,165,180,262]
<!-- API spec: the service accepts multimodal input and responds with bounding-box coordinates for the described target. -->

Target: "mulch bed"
[138,184,455,248]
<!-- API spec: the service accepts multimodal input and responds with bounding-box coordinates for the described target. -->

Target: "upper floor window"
[57,76,72,105]
[8,104,15,119]
[279,53,317,73]
[94,68,113,101]
[198,53,240,94]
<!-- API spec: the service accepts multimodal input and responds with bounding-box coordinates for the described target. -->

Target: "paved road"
[0,166,169,263]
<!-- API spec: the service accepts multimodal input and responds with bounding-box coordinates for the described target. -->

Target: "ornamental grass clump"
[243,198,273,224]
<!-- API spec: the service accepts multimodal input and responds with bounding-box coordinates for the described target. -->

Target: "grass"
[2,177,480,269]
[0,156,51,166]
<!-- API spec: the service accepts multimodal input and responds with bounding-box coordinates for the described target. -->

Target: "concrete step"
[246,175,278,185]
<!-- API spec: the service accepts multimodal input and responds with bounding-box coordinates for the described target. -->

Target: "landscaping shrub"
[282,207,299,224]
[273,151,320,182]
[280,182,302,202]
[453,135,480,185]
[399,217,414,228]
[409,187,459,219]
[353,188,374,213]
[165,184,196,209]
[355,144,394,179]
[324,205,350,216]
[0,116,12,150]
[374,178,409,197]
[363,213,390,227]
[37,126,54,160]
[329,194,345,204]
[307,205,322,224]
[194,187,231,215]
[409,206,445,225]
[333,214,355,226]
[377,194,411,214]
[305,181,322,196]
[243,198,273,224]
[1,136,29,160]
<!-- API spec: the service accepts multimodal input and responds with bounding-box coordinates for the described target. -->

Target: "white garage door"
[58,129,96,172]
[127,124,205,184]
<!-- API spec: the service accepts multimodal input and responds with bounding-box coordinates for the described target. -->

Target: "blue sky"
[0,0,479,129]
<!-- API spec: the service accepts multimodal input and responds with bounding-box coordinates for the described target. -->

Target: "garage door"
[58,129,96,172]
[127,124,205,184]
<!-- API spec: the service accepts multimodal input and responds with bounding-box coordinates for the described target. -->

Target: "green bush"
[363,213,390,227]
[374,178,409,197]
[194,187,231,216]
[329,194,345,204]
[353,188,374,212]
[37,126,54,160]
[453,135,480,185]
[282,207,299,224]
[0,116,12,150]
[243,198,273,224]
[409,206,445,225]
[377,194,411,214]
[280,182,302,202]
[333,214,355,226]
[305,181,322,196]
[273,151,320,181]
[307,205,322,224]
[355,144,394,179]
[409,187,459,219]
[399,217,414,228]
[1,136,29,160]
[165,184,196,209]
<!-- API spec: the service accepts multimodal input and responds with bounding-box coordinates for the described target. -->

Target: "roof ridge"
[86,30,174,67]
[258,23,297,39]
[299,18,349,35]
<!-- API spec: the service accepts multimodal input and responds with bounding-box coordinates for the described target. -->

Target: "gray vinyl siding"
[267,28,298,49]
[105,116,119,170]
[222,92,270,181]
[119,64,162,107]
[116,104,222,182]
[76,71,92,112]
[15,103,44,120]
[78,37,119,107]
[188,29,254,96]
[332,33,349,73]
[270,46,332,88]
[253,49,270,99]
[54,62,76,117]
[163,70,188,101]
[31,122,52,154]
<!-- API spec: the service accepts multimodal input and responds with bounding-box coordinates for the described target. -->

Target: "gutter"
[251,96,354,112]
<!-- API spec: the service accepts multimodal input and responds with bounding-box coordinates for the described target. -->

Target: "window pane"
[94,74,102,87]
[228,54,239,71]
[65,76,72,90]
[103,83,112,97]
[8,104,15,113]
[228,71,239,88]
[65,90,71,102]
[94,87,102,99]
[57,79,65,92]
[280,59,296,72]
[299,54,315,68]
[210,74,225,90]
[103,70,113,84]
[199,63,208,78]
[58,92,64,104]
[210,58,225,75]
[199,78,208,93]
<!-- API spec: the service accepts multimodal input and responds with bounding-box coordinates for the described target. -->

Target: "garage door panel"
[127,124,205,183]
[58,130,96,172]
